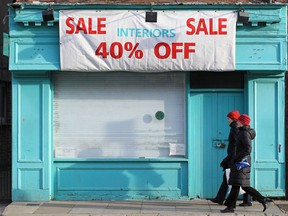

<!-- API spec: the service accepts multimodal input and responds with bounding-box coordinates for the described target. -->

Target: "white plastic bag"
[225,168,245,195]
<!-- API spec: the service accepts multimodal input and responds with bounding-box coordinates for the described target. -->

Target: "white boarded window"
[54,72,185,158]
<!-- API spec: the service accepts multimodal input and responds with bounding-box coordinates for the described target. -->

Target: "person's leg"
[242,187,264,202]
[211,172,228,204]
[245,193,253,203]
[242,186,269,212]
[221,186,240,213]
[239,193,252,206]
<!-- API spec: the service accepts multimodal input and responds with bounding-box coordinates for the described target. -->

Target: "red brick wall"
[12,0,288,4]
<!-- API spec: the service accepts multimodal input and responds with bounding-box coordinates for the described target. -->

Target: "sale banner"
[59,10,237,71]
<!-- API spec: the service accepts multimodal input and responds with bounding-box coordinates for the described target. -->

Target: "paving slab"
[1,199,288,216]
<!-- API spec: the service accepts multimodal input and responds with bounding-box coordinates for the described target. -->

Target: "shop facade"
[8,3,287,201]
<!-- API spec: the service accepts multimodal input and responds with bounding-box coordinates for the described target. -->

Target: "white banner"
[59,10,237,72]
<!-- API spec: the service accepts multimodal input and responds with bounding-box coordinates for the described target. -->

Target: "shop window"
[54,72,186,159]
[190,71,244,89]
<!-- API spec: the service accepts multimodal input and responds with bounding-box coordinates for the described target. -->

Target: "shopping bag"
[225,168,245,195]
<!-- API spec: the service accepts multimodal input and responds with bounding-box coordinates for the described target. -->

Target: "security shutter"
[54,72,185,158]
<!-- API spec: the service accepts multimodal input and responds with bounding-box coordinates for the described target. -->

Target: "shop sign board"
[59,10,237,71]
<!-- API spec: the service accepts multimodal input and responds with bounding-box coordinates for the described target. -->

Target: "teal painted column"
[12,71,52,201]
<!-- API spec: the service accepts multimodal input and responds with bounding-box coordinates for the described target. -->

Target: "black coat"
[220,121,238,169]
[229,126,256,187]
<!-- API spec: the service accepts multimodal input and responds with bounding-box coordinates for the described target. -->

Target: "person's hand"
[220,160,227,169]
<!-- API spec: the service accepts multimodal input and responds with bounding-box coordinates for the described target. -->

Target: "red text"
[186,18,227,35]
[65,17,106,34]
[154,42,196,59]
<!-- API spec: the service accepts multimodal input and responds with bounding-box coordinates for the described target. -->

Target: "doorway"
[188,71,244,198]
[189,92,244,198]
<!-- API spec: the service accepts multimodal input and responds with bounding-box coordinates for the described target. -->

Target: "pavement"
[1,199,288,216]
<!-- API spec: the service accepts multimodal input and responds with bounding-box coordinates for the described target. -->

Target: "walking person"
[221,114,270,213]
[211,110,253,206]
[210,110,240,205]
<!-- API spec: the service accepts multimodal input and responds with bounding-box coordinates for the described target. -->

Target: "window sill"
[53,157,188,163]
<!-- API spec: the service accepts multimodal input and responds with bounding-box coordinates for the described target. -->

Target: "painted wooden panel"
[18,168,43,189]
[12,74,52,201]
[18,81,43,162]
[255,81,279,161]
[255,166,285,196]
[9,9,59,37]
[10,38,60,70]
[236,39,286,70]
[54,162,188,200]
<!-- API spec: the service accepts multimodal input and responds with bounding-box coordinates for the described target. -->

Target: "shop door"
[189,92,243,198]
[248,77,285,196]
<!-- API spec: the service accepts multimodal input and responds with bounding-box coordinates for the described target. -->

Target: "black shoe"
[239,202,252,207]
[262,198,270,212]
[220,207,235,213]
[210,198,223,205]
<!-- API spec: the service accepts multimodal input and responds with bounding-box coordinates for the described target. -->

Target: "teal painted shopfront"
[7,3,287,201]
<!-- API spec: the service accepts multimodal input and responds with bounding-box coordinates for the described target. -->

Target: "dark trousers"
[243,193,253,204]
[225,186,265,208]
[215,172,228,202]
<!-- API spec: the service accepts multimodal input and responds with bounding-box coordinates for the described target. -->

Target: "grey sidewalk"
[1,199,288,216]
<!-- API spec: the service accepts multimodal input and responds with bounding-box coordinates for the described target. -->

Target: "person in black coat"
[221,114,270,213]
[211,110,252,206]
[210,110,240,205]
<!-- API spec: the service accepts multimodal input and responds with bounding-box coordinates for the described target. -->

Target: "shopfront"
[8,3,287,201]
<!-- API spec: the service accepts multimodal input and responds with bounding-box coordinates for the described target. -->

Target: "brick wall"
[12,0,288,4]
